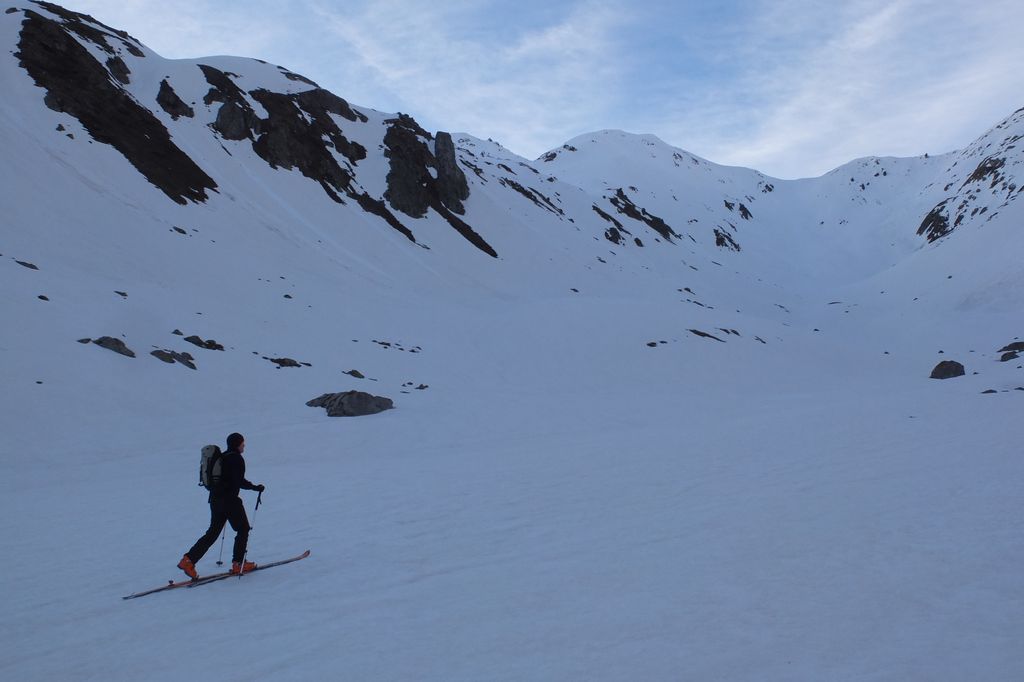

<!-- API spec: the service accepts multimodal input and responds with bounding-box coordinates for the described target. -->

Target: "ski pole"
[215,526,227,566]
[238,490,262,578]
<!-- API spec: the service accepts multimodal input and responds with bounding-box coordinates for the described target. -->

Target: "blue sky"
[67,0,1024,178]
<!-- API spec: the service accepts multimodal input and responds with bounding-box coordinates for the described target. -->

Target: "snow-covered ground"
[1,3,1022,680]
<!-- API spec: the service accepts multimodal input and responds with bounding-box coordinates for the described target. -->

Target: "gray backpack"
[199,444,223,490]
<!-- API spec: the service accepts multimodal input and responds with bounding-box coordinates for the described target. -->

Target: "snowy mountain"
[2,3,1022,680]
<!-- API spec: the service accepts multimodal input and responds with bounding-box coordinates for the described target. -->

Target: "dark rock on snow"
[156,79,194,119]
[307,391,394,417]
[151,349,196,369]
[383,115,496,257]
[92,336,135,357]
[16,9,217,204]
[930,360,965,379]
[434,132,470,215]
[184,335,224,351]
[266,357,306,368]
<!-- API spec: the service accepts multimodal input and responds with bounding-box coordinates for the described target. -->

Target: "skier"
[178,432,265,578]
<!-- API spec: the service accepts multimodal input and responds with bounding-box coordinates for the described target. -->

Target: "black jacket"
[211,448,257,500]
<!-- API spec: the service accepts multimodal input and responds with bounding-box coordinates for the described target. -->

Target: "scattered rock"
[151,349,196,369]
[38,295,49,301]
[265,357,308,368]
[1000,351,1020,362]
[689,329,726,343]
[92,336,135,357]
[306,391,394,417]
[115,290,128,298]
[981,389,997,394]
[998,341,1024,353]
[184,335,224,351]
[714,228,741,251]
[15,259,39,270]
[344,369,365,379]
[930,360,965,379]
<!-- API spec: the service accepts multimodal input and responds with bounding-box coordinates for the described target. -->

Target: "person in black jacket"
[178,432,265,578]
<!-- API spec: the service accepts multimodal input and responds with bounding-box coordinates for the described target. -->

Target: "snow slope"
[1,3,1022,680]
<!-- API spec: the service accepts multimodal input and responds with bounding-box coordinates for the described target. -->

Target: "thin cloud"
[652,0,1024,177]
[312,0,631,157]
[46,0,1024,176]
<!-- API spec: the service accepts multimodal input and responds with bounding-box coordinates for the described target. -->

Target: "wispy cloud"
[55,0,1024,176]
[647,0,1024,177]
[310,0,631,156]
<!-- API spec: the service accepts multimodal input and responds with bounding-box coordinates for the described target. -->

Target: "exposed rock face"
[307,391,394,417]
[91,336,135,357]
[608,189,678,242]
[249,87,367,200]
[156,79,193,119]
[930,360,965,379]
[214,100,255,140]
[16,10,217,204]
[714,228,742,251]
[383,115,496,257]
[434,132,470,214]
[916,108,1023,242]
[105,55,129,84]
[383,115,436,218]
[917,201,951,242]
[199,65,260,140]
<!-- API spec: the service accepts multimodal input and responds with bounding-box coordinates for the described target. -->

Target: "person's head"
[226,432,245,452]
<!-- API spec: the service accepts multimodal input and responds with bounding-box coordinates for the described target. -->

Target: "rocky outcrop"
[608,189,678,242]
[199,65,260,140]
[434,132,470,214]
[106,55,129,84]
[383,115,496,257]
[714,228,741,251]
[917,201,951,242]
[307,391,394,417]
[156,79,193,119]
[249,87,367,200]
[930,360,965,379]
[16,10,217,204]
[383,115,436,218]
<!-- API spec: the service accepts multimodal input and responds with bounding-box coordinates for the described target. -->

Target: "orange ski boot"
[177,555,198,580]
[230,560,257,575]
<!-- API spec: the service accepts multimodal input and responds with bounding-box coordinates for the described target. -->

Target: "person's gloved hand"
[254,484,265,493]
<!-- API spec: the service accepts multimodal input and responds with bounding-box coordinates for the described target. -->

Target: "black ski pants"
[186,495,250,564]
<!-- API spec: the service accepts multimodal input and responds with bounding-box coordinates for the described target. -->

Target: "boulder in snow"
[307,391,394,417]
[929,360,965,379]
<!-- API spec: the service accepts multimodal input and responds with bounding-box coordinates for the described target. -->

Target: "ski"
[186,549,311,589]
[122,550,310,600]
